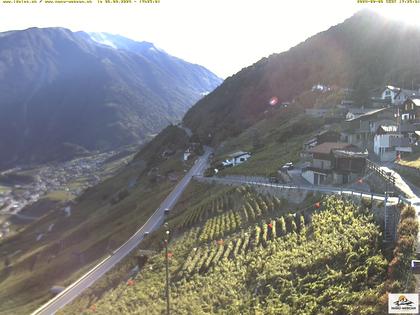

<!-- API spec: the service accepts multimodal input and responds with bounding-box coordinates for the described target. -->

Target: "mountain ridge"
[183,10,420,144]
[0,27,221,168]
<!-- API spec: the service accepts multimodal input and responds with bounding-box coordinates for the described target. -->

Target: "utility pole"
[164,222,170,315]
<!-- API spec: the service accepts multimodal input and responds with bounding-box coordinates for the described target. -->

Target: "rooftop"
[230,151,250,158]
[308,142,353,155]
[345,107,389,122]
[397,89,420,98]
[406,98,420,106]
[333,149,368,158]
[386,85,400,93]
[377,125,398,134]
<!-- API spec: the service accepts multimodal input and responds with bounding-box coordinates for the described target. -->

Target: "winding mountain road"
[31,148,212,315]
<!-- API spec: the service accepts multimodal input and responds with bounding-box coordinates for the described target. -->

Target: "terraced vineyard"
[180,212,307,278]
[180,186,281,229]
[60,189,417,315]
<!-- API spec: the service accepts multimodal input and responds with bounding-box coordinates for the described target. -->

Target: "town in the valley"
[0,148,136,238]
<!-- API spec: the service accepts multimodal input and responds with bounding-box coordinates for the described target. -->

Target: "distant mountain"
[86,32,218,94]
[0,28,221,168]
[183,10,420,144]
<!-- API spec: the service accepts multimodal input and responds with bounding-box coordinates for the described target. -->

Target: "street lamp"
[164,222,170,315]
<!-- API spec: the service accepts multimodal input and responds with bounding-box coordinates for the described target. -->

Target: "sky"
[1,0,420,78]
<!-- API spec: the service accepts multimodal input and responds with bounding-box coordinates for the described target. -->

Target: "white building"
[374,125,411,162]
[183,149,192,161]
[381,86,400,105]
[222,151,251,167]
[311,84,331,93]
[381,85,420,106]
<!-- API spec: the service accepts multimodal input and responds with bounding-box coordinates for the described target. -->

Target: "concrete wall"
[374,134,390,154]
[364,172,394,195]
[302,170,314,185]
[374,134,398,161]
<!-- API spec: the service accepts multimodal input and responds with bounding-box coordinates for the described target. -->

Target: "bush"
[400,206,416,221]
[397,218,419,239]
[386,205,419,291]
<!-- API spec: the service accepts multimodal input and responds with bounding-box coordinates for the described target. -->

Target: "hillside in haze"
[183,10,420,144]
[0,28,221,168]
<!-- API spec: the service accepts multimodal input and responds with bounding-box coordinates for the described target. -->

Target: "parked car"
[222,160,233,167]
[164,208,170,215]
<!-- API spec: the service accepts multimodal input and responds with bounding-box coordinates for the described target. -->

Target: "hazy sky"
[1,0,420,78]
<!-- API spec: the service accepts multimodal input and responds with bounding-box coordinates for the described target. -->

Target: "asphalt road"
[31,148,212,315]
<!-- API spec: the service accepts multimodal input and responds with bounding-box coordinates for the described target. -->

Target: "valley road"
[31,147,212,315]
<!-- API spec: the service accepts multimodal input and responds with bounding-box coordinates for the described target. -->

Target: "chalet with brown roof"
[302,142,367,185]
[401,98,420,123]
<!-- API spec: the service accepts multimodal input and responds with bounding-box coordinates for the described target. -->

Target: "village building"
[331,150,368,185]
[302,142,366,185]
[302,130,341,157]
[381,85,420,106]
[374,125,412,162]
[341,107,394,150]
[381,85,401,105]
[222,151,251,167]
[345,107,372,120]
[399,121,419,147]
[311,83,331,93]
[183,149,192,161]
[400,98,420,123]
[393,88,420,106]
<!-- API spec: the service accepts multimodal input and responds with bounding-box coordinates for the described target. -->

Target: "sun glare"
[376,5,420,27]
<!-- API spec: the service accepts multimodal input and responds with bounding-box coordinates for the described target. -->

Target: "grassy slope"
[398,152,420,169]
[0,128,190,315]
[0,185,9,194]
[214,105,324,176]
[396,152,420,187]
